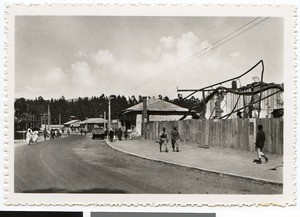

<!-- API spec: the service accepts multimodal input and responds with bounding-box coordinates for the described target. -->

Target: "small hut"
[118,97,195,135]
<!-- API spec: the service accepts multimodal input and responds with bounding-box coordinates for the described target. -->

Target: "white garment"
[257,148,265,159]
[26,129,33,145]
[32,131,39,142]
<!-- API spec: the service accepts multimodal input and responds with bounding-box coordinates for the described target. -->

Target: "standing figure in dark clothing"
[159,127,168,153]
[253,125,268,164]
[117,128,123,141]
[50,129,55,140]
[104,129,108,139]
[43,128,48,141]
[124,129,128,140]
[109,128,114,142]
[171,127,180,152]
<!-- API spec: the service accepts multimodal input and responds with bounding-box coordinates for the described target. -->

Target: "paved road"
[15,135,282,194]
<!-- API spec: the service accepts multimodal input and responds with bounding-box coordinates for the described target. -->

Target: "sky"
[15,16,283,100]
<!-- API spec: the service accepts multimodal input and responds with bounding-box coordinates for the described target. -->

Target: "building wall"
[146,118,283,155]
[206,90,283,119]
[136,114,192,136]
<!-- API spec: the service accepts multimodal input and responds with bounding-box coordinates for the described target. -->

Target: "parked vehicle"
[92,127,106,140]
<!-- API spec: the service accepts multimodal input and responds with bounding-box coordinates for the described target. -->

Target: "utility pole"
[43,113,46,130]
[40,114,43,129]
[104,111,106,129]
[85,117,88,130]
[258,61,265,118]
[142,96,148,139]
[108,97,111,130]
[59,113,61,126]
[47,104,51,130]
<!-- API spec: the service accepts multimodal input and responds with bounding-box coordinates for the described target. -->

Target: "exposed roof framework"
[177,60,284,120]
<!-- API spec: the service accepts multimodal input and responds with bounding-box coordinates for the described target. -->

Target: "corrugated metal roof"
[79,118,108,124]
[50,125,64,129]
[63,119,80,125]
[122,97,188,113]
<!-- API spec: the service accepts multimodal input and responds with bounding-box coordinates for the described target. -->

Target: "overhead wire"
[124,17,269,94]
[124,17,262,93]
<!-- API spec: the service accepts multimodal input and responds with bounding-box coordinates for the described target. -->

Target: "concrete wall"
[146,118,283,155]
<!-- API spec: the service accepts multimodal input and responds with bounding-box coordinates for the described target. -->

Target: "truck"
[92,127,106,140]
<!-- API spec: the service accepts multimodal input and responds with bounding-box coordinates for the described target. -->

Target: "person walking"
[124,129,128,140]
[117,128,123,141]
[26,128,33,146]
[67,128,70,137]
[159,127,169,153]
[109,128,115,142]
[43,128,47,141]
[50,129,55,140]
[253,124,268,164]
[32,130,39,143]
[104,128,108,139]
[171,127,180,152]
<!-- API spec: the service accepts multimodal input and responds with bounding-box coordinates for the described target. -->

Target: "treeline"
[14,94,201,124]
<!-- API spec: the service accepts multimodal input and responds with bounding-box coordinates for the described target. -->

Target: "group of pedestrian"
[80,128,87,136]
[26,128,39,145]
[107,126,136,142]
[42,128,62,141]
[159,127,181,153]
[157,124,269,165]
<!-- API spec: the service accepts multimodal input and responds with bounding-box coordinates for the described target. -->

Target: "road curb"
[105,140,283,186]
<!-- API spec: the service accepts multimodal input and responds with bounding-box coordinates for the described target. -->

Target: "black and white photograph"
[6,4,295,206]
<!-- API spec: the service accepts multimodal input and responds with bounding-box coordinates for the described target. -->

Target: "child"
[254,124,268,164]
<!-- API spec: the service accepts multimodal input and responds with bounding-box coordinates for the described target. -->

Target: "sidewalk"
[106,139,283,184]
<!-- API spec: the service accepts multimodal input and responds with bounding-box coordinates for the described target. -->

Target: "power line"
[127,17,268,92]
[125,17,259,92]
[124,17,269,94]
[180,17,269,100]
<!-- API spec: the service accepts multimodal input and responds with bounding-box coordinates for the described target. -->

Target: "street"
[15,135,282,194]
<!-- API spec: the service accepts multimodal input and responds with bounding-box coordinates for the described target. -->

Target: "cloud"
[93,50,114,66]
[45,67,67,83]
[15,67,69,99]
[200,40,212,49]
[18,31,247,99]
[75,51,87,58]
[143,32,201,65]
[160,36,176,50]
[70,61,94,87]
[230,52,241,58]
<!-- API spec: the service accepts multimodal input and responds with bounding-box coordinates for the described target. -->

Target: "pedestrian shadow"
[18,187,128,193]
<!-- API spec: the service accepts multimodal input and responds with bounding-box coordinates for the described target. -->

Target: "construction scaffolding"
[177,60,284,120]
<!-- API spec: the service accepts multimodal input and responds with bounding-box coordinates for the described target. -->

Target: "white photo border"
[4,3,297,206]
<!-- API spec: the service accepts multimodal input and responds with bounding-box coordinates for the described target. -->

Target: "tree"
[14,93,202,125]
